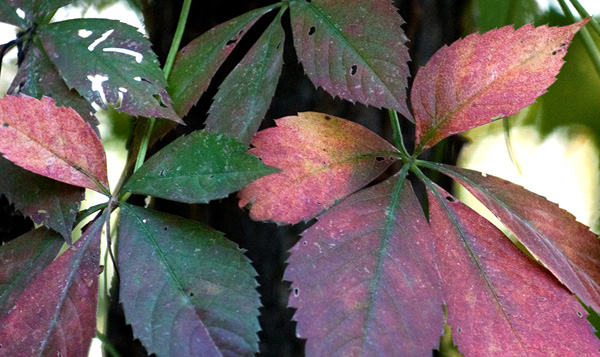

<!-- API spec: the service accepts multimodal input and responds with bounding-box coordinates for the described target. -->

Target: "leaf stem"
[388,109,409,159]
[558,0,600,77]
[96,331,121,357]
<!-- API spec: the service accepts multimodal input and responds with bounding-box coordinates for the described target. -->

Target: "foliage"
[0,0,598,356]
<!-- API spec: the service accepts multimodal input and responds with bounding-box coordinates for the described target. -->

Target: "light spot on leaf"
[78,29,93,38]
[133,76,142,81]
[15,8,24,19]
[87,74,109,107]
[88,29,114,51]
[103,47,143,63]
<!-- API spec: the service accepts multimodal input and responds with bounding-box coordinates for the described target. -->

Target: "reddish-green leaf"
[39,19,182,123]
[239,112,399,224]
[118,203,260,356]
[0,157,84,243]
[0,216,102,356]
[412,20,588,151]
[123,130,278,203]
[290,0,412,119]
[0,227,64,319]
[10,41,99,133]
[205,14,285,145]
[426,183,600,355]
[0,95,109,193]
[436,164,600,314]
[169,5,278,117]
[285,176,443,355]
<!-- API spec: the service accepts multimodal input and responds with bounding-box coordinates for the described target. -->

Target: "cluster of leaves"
[0,0,599,356]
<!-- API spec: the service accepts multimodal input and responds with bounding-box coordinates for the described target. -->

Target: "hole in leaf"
[457,327,462,333]
[445,196,455,202]
[561,42,566,47]
[226,39,237,46]
[153,94,168,108]
[189,292,194,297]
[159,169,165,177]
[308,26,316,35]
[302,241,307,245]
[324,115,331,120]
[316,201,322,205]
[163,226,168,231]
[1,123,8,127]
[577,311,583,317]
[376,157,385,162]
[209,174,215,179]
[276,41,282,50]
[540,297,546,301]
[552,50,558,56]
[293,288,300,296]
[350,65,357,75]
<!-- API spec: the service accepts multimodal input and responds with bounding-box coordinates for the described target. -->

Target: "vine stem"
[133,0,192,174]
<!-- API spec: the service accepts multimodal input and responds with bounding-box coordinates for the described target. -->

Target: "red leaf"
[290,0,412,118]
[427,183,600,355]
[0,95,109,192]
[238,112,399,224]
[285,177,444,355]
[0,216,102,356]
[437,164,600,314]
[0,227,64,319]
[412,20,588,151]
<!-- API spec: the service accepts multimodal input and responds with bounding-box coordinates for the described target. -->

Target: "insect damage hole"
[1,123,8,127]
[350,65,358,75]
[293,288,300,297]
[308,26,316,35]
[375,156,385,162]
[445,196,455,202]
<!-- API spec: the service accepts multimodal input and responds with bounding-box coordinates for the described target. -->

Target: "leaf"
[0,227,64,319]
[289,0,412,119]
[0,215,102,356]
[0,0,75,27]
[124,130,277,203]
[10,39,99,133]
[411,20,588,151]
[38,18,182,123]
[0,3,26,27]
[0,157,84,243]
[118,203,261,356]
[169,5,278,117]
[239,112,399,224]
[284,176,443,355]
[436,164,600,314]
[205,14,285,145]
[426,183,600,355]
[0,95,109,192]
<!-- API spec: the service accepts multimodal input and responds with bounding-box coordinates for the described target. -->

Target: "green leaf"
[38,18,182,123]
[289,0,411,119]
[0,157,84,243]
[0,0,75,27]
[0,215,102,356]
[124,130,277,203]
[206,14,285,145]
[118,203,261,356]
[169,5,278,118]
[285,175,444,355]
[0,227,63,319]
[10,39,99,134]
